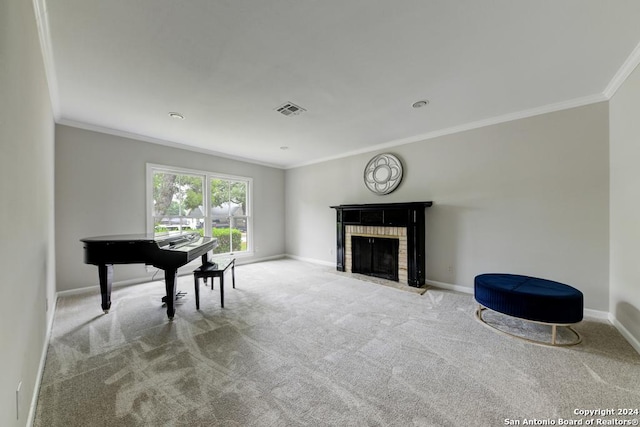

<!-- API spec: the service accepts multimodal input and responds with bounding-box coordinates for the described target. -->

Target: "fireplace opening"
[351,236,399,281]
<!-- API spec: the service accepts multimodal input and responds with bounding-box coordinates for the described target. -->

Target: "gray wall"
[610,63,640,347]
[286,103,610,311]
[55,125,286,292]
[0,0,56,425]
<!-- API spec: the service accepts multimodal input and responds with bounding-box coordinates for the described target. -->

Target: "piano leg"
[98,264,113,313]
[164,269,177,320]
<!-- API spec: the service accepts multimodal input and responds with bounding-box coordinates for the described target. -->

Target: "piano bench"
[193,257,235,309]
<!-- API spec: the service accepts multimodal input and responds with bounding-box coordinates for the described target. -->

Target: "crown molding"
[33,0,61,121]
[287,93,607,169]
[57,119,286,169]
[603,40,640,99]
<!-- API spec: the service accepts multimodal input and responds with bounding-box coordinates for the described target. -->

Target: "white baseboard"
[56,278,143,298]
[584,308,610,321]
[242,253,288,264]
[26,296,58,427]
[284,254,335,267]
[425,279,474,294]
[609,314,640,355]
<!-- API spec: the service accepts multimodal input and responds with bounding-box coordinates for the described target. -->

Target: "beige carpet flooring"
[34,259,640,426]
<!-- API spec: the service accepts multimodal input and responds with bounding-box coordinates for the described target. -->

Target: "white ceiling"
[37,0,640,169]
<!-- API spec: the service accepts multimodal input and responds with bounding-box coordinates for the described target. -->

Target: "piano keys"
[81,232,217,320]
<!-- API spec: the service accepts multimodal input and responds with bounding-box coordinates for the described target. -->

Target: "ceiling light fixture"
[280,146,289,150]
[412,100,429,109]
[168,112,185,119]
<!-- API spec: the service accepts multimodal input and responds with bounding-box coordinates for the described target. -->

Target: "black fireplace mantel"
[330,202,433,287]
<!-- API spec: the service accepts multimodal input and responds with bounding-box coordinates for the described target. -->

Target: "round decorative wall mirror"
[363,153,404,195]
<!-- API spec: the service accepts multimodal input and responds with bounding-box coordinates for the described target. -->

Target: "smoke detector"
[275,102,306,116]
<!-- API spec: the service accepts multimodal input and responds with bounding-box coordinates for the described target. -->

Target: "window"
[151,170,204,234]
[147,164,252,255]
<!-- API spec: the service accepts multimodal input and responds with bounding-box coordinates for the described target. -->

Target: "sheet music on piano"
[81,232,218,319]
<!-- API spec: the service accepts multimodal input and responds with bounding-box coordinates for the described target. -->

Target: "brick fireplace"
[331,202,433,287]
[346,225,407,283]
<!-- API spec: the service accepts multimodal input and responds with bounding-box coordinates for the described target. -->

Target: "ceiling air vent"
[275,102,306,117]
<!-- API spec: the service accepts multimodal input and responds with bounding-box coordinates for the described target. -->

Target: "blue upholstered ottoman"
[474,273,583,346]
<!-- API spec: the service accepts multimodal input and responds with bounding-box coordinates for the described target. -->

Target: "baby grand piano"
[81,233,217,320]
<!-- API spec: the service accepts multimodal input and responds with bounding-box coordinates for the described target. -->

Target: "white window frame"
[146,163,253,255]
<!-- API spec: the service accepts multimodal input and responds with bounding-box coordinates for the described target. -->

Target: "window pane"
[230,216,248,252]
[153,171,204,236]
[154,216,194,233]
[210,179,230,211]
[210,178,249,253]
[229,181,247,210]
[229,181,247,252]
